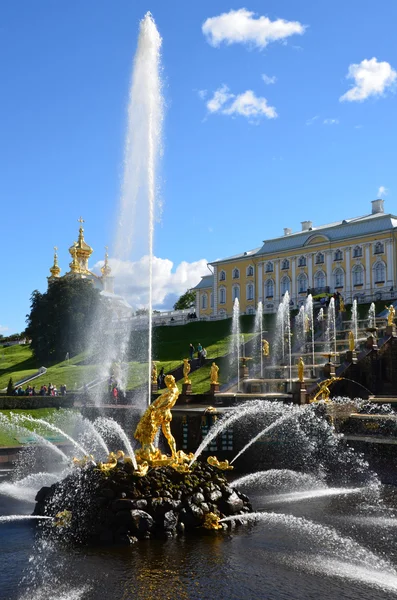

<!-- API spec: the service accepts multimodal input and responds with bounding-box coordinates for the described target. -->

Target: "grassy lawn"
[0,408,77,446]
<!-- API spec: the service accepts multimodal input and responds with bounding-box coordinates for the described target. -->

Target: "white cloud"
[323,118,339,125]
[202,8,306,49]
[340,57,397,102]
[305,115,319,126]
[93,256,208,310]
[0,325,9,334]
[262,73,277,85]
[198,89,208,100]
[377,185,388,197]
[206,85,277,120]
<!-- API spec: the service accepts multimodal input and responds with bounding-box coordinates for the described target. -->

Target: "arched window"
[219,287,226,304]
[374,261,386,283]
[232,285,240,301]
[247,265,254,277]
[334,249,343,261]
[315,252,324,265]
[232,268,240,279]
[298,256,306,267]
[333,268,344,288]
[210,292,214,308]
[352,264,364,286]
[201,293,207,309]
[246,283,254,301]
[265,262,273,273]
[219,270,226,281]
[374,242,384,255]
[314,270,326,288]
[247,307,255,315]
[353,245,362,258]
[281,259,290,270]
[298,273,308,293]
[281,275,290,295]
[265,279,274,298]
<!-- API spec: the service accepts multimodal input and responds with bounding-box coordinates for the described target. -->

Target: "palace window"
[247,265,254,277]
[232,285,240,301]
[333,268,344,288]
[334,249,343,261]
[352,264,364,286]
[219,287,226,304]
[201,294,207,310]
[315,252,324,265]
[232,268,240,279]
[246,283,254,301]
[314,270,326,288]
[219,270,226,281]
[281,259,289,270]
[298,273,308,294]
[265,279,274,298]
[353,245,362,258]
[374,261,386,283]
[298,256,306,267]
[247,307,255,315]
[374,242,384,255]
[210,292,214,308]
[265,262,273,273]
[281,276,290,295]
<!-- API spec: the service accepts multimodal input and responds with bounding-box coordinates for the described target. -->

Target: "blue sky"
[1,1,396,333]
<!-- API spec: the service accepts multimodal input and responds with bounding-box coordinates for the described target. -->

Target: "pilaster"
[365,243,371,291]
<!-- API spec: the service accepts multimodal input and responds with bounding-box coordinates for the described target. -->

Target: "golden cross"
[78,216,84,224]
[54,246,58,253]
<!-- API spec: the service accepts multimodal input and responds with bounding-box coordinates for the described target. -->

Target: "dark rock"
[206,489,222,503]
[200,502,210,513]
[129,510,155,533]
[112,499,136,512]
[223,491,244,514]
[132,499,148,511]
[192,492,205,505]
[177,522,185,534]
[163,510,178,531]
[100,488,115,500]
[99,530,114,544]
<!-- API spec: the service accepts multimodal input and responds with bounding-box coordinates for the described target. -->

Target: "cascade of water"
[283,292,292,386]
[305,294,315,370]
[0,472,62,503]
[58,412,110,458]
[188,400,267,466]
[326,298,337,359]
[254,301,263,377]
[368,302,376,329]
[93,417,138,470]
[295,305,306,353]
[17,416,93,462]
[352,298,358,344]
[229,298,241,391]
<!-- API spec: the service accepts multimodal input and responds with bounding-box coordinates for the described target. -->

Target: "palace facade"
[192,199,397,317]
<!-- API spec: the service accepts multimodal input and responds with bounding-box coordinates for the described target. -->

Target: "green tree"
[173,289,196,311]
[26,278,110,363]
[7,377,14,396]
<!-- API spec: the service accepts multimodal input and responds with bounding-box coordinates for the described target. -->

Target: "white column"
[386,239,394,286]
[307,253,313,289]
[345,246,351,302]
[326,251,332,290]
[257,262,263,303]
[213,266,218,316]
[291,257,296,303]
[274,260,280,305]
[365,243,371,291]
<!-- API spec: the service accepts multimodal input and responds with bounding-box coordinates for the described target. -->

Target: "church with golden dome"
[47,217,114,293]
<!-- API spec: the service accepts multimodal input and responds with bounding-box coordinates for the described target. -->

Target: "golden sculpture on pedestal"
[203,512,222,530]
[340,298,345,312]
[304,315,310,333]
[151,362,158,384]
[183,358,191,384]
[298,357,304,383]
[386,304,396,326]
[210,362,219,384]
[207,456,233,470]
[348,331,355,351]
[262,339,270,356]
[310,377,342,403]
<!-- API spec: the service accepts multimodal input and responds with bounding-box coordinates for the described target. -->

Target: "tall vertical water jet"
[229,299,241,391]
[352,299,358,345]
[295,305,306,353]
[368,302,376,329]
[326,298,337,360]
[254,301,263,377]
[305,294,315,372]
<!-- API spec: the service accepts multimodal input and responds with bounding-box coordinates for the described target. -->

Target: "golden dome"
[101,246,112,277]
[68,217,93,262]
[49,246,61,278]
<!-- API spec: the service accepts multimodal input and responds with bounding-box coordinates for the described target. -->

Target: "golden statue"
[310,377,343,403]
[203,512,222,530]
[298,357,304,382]
[134,375,180,465]
[151,362,158,384]
[262,339,270,356]
[207,456,233,470]
[304,315,310,333]
[348,330,355,351]
[340,298,345,312]
[183,358,191,384]
[386,304,396,326]
[210,362,219,384]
